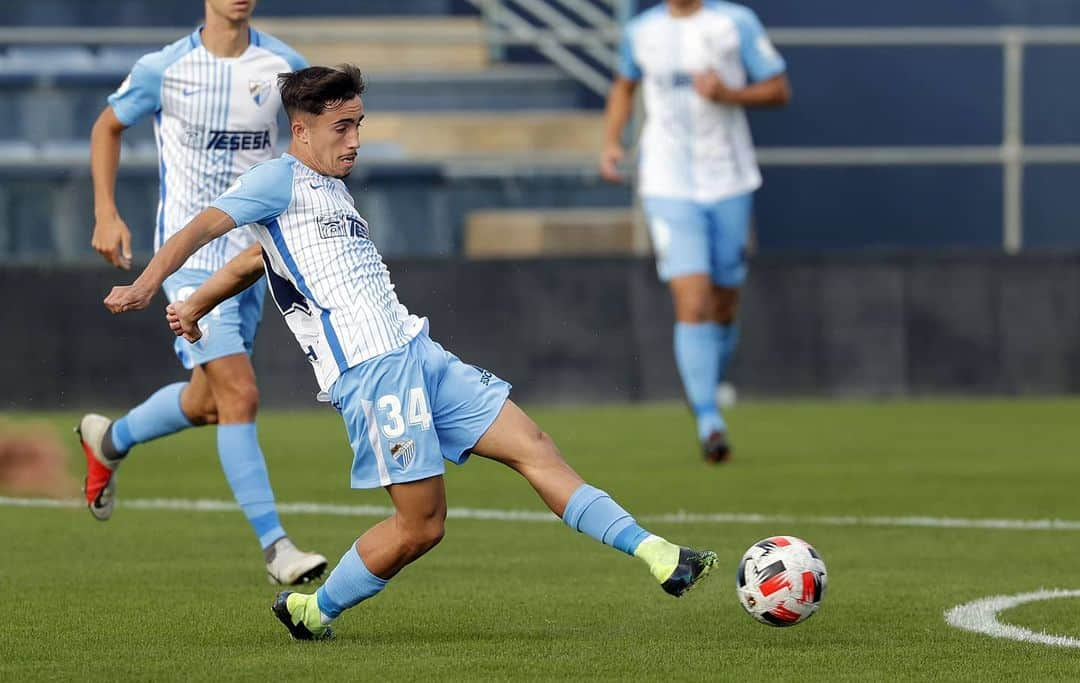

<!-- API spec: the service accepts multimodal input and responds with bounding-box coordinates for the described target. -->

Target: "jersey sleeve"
[210,159,294,227]
[733,8,786,82]
[107,54,164,126]
[617,26,642,81]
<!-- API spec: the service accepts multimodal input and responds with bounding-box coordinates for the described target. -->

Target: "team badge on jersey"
[390,439,416,470]
[249,79,272,106]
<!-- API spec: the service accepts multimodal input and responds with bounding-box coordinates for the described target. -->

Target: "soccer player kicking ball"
[103,65,717,640]
[601,0,791,463]
[83,0,326,584]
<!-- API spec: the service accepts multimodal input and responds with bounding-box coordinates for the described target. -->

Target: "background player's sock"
[108,382,193,457]
[217,423,285,549]
[562,483,652,555]
[316,543,388,624]
[674,322,726,440]
[718,322,740,383]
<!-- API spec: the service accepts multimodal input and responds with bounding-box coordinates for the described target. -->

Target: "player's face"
[205,0,256,23]
[300,96,364,178]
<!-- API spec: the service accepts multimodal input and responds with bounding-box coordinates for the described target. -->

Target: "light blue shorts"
[643,193,754,286]
[163,268,266,369]
[329,332,512,489]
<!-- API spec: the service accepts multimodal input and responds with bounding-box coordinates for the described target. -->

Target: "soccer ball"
[736,535,827,627]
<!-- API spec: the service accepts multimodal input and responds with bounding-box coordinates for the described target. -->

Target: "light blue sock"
[217,423,285,549]
[110,382,194,454]
[718,322,740,382]
[674,322,726,440]
[562,484,651,556]
[316,543,388,620]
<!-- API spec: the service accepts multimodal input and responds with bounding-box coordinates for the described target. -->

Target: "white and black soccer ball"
[736,535,827,627]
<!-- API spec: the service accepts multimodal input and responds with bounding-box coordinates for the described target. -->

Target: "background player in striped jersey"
[601,0,790,463]
[103,65,718,640]
[80,0,326,585]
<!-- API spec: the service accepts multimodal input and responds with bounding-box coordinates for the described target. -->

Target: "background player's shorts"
[330,332,512,489]
[642,192,754,286]
[163,268,266,369]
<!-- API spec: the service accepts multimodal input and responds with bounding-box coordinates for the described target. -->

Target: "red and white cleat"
[76,414,122,521]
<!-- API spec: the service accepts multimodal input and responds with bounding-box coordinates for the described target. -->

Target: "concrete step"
[464,208,639,258]
[253,17,490,72]
[364,66,590,111]
[361,111,605,158]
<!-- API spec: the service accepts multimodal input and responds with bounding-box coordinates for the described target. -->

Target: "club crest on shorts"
[390,439,416,470]
[249,79,271,106]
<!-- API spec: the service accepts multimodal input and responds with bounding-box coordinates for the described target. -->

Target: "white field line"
[945,590,1080,648]
[5,495,1080,531]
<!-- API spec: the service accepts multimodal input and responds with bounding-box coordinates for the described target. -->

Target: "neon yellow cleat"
[271,591,333,641]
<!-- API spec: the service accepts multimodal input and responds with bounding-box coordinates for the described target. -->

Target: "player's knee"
[218,381,260,416]
[715,300,738,325]
[673,294,712,323]
[401,518,445,558]
[182,396,218,426]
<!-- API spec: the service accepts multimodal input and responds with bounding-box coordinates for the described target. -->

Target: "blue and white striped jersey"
[211,154,424,392]
[108,27,306,272]
[619,1,785,202]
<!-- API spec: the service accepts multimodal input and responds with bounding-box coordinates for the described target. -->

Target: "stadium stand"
[7,0,1080,262]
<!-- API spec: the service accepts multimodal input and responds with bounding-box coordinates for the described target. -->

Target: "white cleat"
[76,413,122,521]
[266,538,328,586]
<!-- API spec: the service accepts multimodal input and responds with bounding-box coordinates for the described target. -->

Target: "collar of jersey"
[189,25,258,59]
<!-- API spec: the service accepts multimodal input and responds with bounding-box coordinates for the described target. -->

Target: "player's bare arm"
[693,72,791,108]
[166,244,265,343]
[104,207,237,314]
[89,106,133,270]
[600,77,639,182]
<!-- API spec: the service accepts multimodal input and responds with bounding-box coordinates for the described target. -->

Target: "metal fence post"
[1003,29,1025,254]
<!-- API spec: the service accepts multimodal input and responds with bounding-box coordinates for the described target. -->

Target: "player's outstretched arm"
[166,244,265,343]
[104,207,237,314]
[89,107,133,270]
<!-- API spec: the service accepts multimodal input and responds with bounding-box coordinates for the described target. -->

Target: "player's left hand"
[165,302,202,343]
[693,70,739,104]
[103,283,155,314]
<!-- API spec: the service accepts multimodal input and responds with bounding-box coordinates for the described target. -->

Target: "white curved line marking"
[945,589,1080,648]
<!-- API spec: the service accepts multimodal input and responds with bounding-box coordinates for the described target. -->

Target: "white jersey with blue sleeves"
[620,1,785,202]
[108,27,307,272]
[211,154,424,392]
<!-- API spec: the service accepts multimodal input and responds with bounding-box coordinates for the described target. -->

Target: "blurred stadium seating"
[6,0,1080,262]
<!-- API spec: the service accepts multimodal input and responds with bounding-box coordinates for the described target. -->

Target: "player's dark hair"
[278,64,366,117]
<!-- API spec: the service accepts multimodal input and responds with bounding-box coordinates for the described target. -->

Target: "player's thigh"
[164,269,250,370]
[330,337,446,490]
[642,196,711,282]
[386,475,447,527]
[470,399,556,468]
[704,192,754,287]
[421,335,511,466]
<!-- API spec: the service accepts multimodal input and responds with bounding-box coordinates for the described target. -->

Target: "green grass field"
[3,399,1080,681]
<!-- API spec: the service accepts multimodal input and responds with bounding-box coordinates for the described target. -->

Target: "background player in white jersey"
[80,0,326,585]
[103,65,718,640]
[600,0,790,463]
